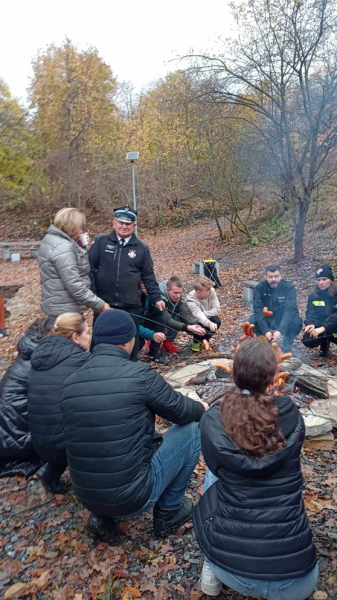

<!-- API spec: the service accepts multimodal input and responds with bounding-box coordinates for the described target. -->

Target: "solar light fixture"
[126,152,140,234]
[126,152,139,161]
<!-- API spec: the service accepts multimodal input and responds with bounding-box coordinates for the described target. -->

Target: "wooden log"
[295,374,329,399]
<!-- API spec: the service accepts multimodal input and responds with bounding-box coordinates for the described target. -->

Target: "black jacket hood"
[200,395,300,478]
[30,335,85,371]
[17,333,38,361]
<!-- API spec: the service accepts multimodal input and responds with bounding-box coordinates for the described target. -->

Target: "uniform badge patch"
[128,250,136,258]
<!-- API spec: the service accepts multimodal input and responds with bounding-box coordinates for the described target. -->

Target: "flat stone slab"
[207,359,233,368]
[175,387,201,401]
[166,360,234,387]
[166,364,210,386]
[242,280,259,288]
[310,399,337,427]
[302,414,333,437]
[304,432,335,451]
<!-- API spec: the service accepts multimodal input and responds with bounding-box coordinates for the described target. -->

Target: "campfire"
[166,320,336,449]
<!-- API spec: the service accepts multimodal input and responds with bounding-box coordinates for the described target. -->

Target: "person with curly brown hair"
[193,339,318,600]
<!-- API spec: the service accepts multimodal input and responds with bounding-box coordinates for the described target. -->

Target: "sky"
[1,0,234,103]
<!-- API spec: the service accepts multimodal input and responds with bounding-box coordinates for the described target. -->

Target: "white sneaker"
[200,561,222,596]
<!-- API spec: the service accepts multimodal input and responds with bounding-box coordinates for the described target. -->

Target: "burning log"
[295,375,329,399]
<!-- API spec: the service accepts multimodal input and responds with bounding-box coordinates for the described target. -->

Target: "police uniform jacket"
[253,279,300,335]
[193,397,317,581]
[89,231,161,308]
[305,289,337,335]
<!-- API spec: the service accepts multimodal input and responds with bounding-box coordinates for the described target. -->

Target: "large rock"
[166,360,233,387]
[166,364,211,387]
[175,387,201,401]
[310,399,337,427]
[302,414,333,437]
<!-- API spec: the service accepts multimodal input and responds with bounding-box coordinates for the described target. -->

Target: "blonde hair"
[54,208,86,238]
[194,276,215,291]
[50,313,87,339]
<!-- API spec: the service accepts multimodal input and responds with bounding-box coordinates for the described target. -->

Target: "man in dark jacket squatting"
[158,277,206,354]
[61,309,208,543]
[88,206,165,361]
[249,265,302,352]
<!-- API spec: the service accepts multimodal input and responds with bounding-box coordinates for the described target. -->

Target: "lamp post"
[126,152,139,235]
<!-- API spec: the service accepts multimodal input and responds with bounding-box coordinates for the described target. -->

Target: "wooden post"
[0,295,5,338]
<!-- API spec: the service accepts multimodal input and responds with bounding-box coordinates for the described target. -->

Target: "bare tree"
[184,0,337,261]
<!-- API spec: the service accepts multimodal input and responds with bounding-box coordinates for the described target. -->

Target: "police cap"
[113,205,138,223]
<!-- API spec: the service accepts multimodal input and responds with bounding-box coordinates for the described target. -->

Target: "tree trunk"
[212,200,226,241]
[294,200,309,263]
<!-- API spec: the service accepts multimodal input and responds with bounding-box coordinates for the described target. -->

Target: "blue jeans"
[203,469,319,600]
[140,422,201,510]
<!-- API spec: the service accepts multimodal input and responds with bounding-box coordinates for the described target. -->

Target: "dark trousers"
[302,332,337,349]
[37,448,67,477]
[92,307,142,362]
[142,306,166,352]
[193,316,221,342]
[249,314,303,348]
[48,455,68,477]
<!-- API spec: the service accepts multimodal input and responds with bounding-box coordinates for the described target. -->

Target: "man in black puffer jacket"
[250,265,302,351]
[62,310,207,542]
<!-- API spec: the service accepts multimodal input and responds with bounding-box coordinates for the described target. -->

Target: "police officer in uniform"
[89,206,165,361]
[302,264,337,357]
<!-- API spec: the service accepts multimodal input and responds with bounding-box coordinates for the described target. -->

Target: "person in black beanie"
[302,264,337,357]
[61,309,208,543]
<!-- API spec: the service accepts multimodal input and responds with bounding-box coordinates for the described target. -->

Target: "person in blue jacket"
[138,282,167,364]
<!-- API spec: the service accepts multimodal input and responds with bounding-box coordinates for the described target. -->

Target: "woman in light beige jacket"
[186,277,221,350]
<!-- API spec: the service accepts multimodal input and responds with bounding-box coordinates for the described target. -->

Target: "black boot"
[319,339,330,358]
[153,497,193,537]
[148,349,168,365]
[37,463,65,494]
[87,513,120,543]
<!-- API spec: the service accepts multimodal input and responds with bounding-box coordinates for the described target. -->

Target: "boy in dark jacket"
[302,264,337,357]
[249,265,302,352]
[62,309,207,542]
[158,277,206,354]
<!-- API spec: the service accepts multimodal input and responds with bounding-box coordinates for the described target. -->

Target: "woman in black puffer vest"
[193,339,318,600]
[28,313,90,493]
[0,317,55,476]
